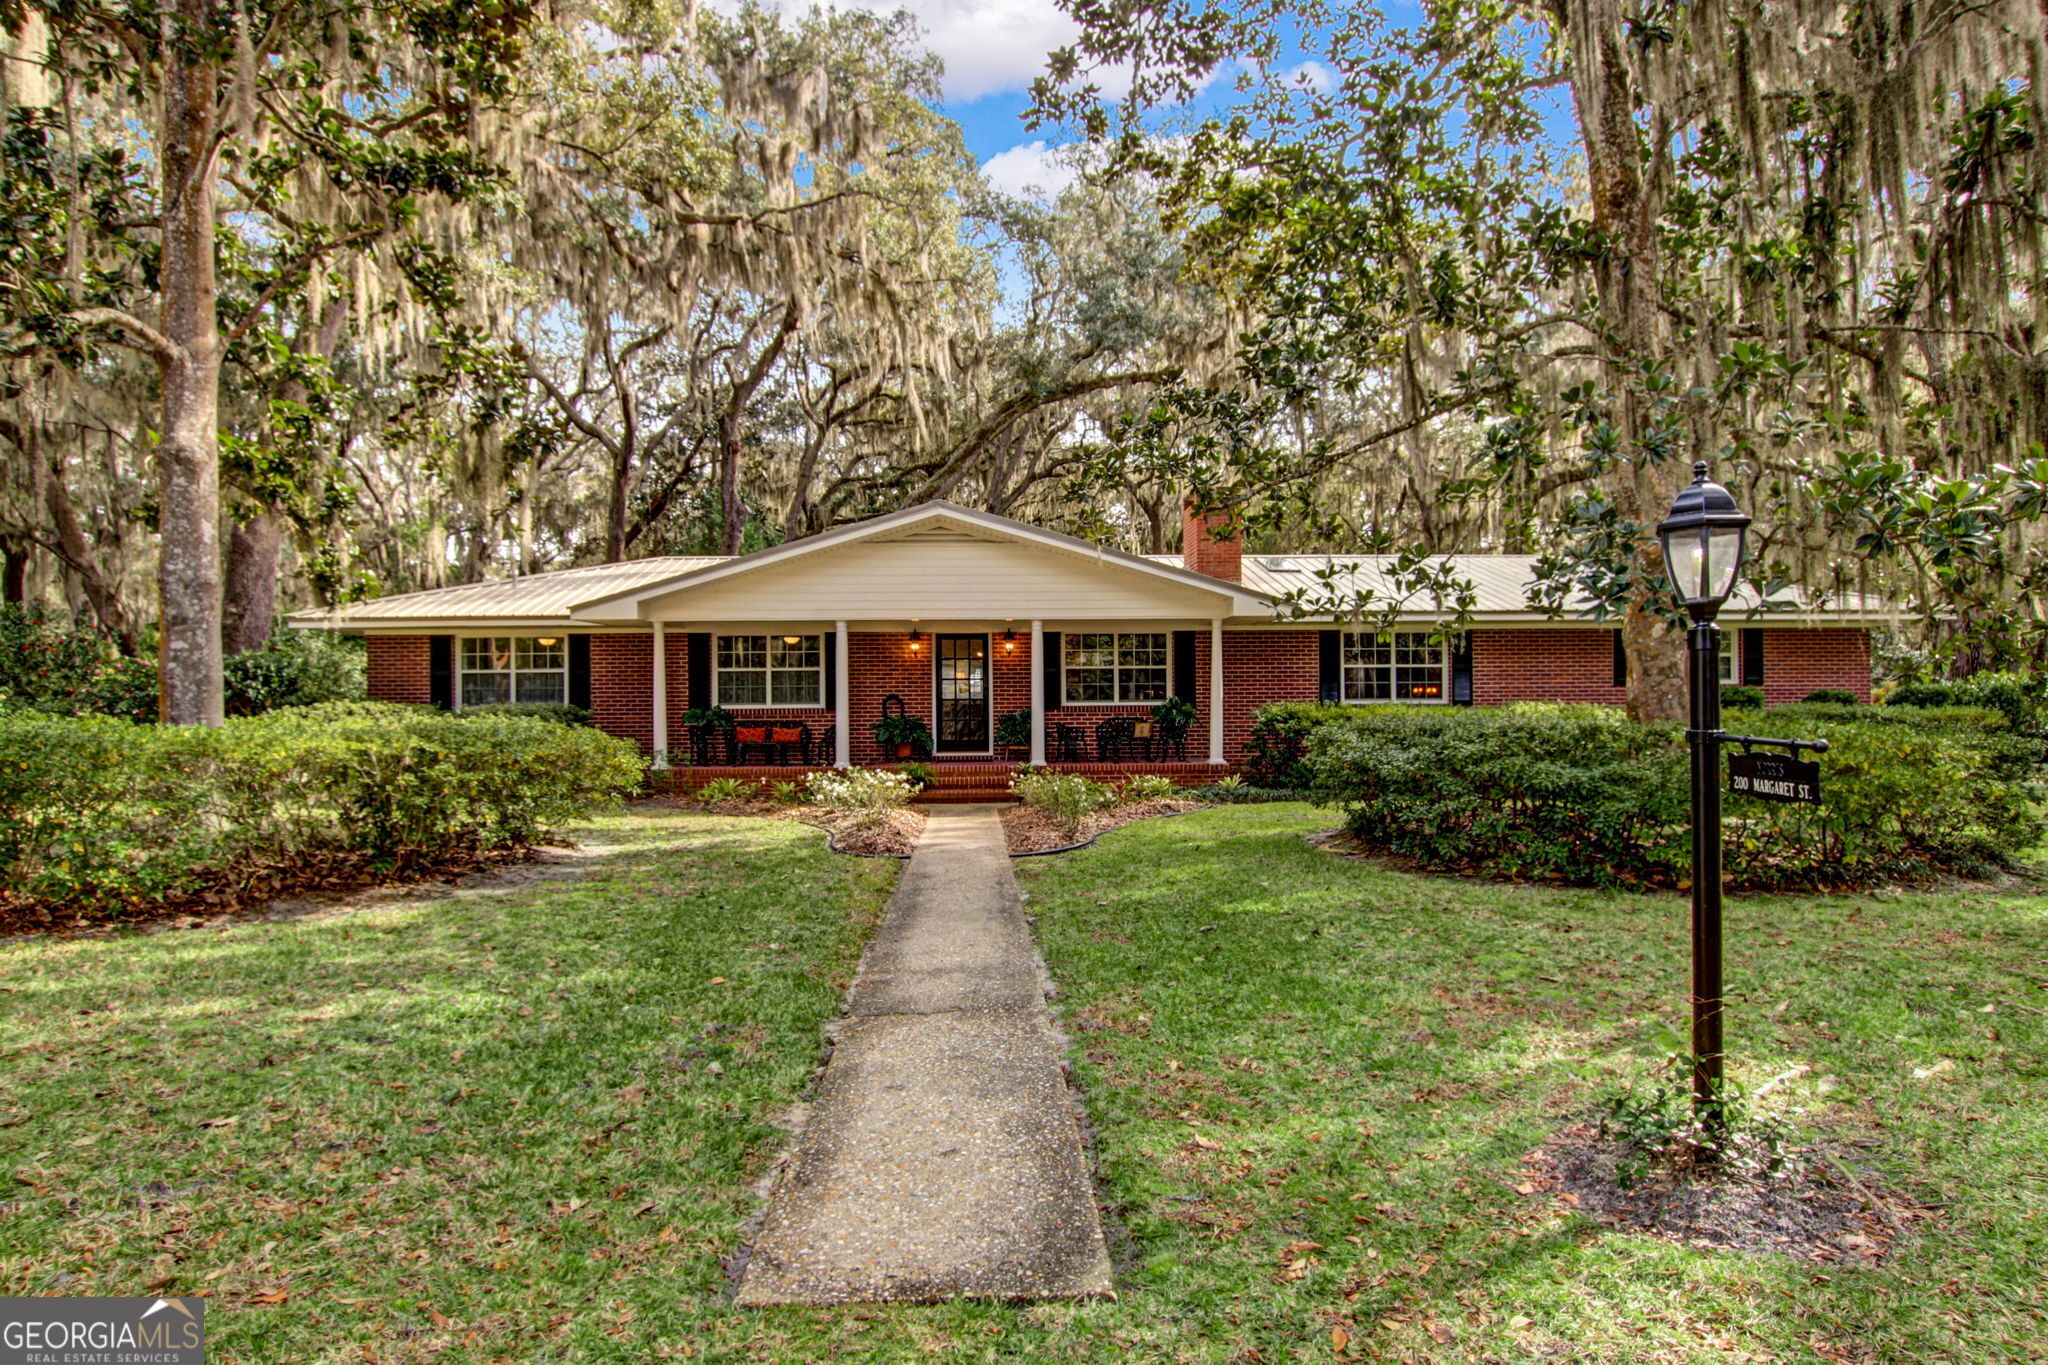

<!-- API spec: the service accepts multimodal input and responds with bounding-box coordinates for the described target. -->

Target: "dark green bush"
[1305,704,2042,889]
[0,604,112,706]
[1801,688,1860,705]
[460,701,592,726]
[0,708,644,912]
[1885,671,2048,733]
[1188,782,1314,804]
[222,632,367,713]
[1719,685,1765,711]
[1244,701,1354,788]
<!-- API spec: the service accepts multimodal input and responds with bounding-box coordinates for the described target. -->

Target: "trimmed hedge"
[0,705,644,912]
[460,702,593,726]
[1302,703,2042,889]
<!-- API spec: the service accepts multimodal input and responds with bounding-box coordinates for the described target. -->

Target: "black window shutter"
[1612,630,1627,688]
[1042,631,1062,710]
[428,634,453,710]
[1171,630,1197,700]
[568,635,592,710]
[822,630,837,708]
[1318,630,1343,703]
[1742,628,1765,687]
[687,632,712,711]
[1453,633,1474,705]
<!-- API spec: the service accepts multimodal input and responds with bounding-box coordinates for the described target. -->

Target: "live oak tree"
[1035,0,2047,716]
[3,0,529,722]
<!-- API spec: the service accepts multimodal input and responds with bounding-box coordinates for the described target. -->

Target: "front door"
[934,634,990,754]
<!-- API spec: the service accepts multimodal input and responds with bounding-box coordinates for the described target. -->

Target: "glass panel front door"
[935,634,990,753]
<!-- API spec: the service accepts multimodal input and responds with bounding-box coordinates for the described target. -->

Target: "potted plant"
[994,708,1033,760]
[682,704,735,765]
[1150,696,1196,734]
[871,712,933,759]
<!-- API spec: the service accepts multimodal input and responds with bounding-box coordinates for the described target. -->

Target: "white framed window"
[459,636,567,708]
[1719,632,1738,684]
[716,633,823,707]
[1063,632,1169,704]
[1342,630,1448,702]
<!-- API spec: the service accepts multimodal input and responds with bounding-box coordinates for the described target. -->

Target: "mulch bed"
[640,796,927,858]
[1004,798,1206,856]
[1521,1122,1919,1262]
[0,843,541,940]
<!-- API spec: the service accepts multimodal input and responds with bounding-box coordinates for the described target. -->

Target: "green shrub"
[1120,773,1180,802]
[897,760,936,791]
[460,702,592,726]
[694,776,755,804]
[1188,782,1314,804]
[1305,704,2043,889]
[1801,688,1860,705]
[1014,770,1117,836]
[1244,702,1354,788]
[804,767,918,818]
[0,604,114,706]
[1719,685,1765,711]
[770,780,804,805]
[0,709,644,912]
[224,632,367,713]
[1885,671,2048,732]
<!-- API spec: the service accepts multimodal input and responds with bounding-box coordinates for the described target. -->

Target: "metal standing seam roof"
[286,556,728,623]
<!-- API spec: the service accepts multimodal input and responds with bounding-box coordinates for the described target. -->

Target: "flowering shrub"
[804,767,917,817]
[1014,770,1117,836]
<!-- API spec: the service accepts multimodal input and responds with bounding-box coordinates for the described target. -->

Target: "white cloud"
[979,140,1081,199]
[1279,60,1336,94]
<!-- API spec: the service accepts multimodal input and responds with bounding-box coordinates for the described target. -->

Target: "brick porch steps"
[652,760,1232,804]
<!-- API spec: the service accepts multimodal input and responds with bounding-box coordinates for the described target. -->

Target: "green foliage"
[1719,685,1765,711]
[1149,695,1197,734]
[1243,702,1354,788]
[994,708,1034,748]
[770,780,805,805]
[870,712,933,757]
[221,633,368,713]
[895,761,936,791]
[0,709,643,912]
[694,777,754,805]
[0,605,112,707]
[1188,781,1313,804]
[1884,671,2048,733]
[1598,1041,1785,1188]
[681,705,735,730]
[804,767,917,817]
[1801,689,1860,705]
[460,702,591,726]
[1303,704,2042,889]
[1120,773,1180,802]
[1014,770,1118,836]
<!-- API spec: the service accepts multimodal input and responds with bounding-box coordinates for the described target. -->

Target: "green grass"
[0,811,895,1363]
[6,803,2044,1363]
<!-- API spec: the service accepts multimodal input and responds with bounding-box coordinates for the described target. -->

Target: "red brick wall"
[847,632,924,765]
[590,634,653,753]
[1216,631,1320,762]
[365,635,433,704]
[1471,629,1628,706]
[1762,628,1871,704]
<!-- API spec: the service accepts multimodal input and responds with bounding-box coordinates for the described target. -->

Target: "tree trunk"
[718,300,801,555]
[605,443,633,562]
[154,0,224,725]
[43,434,139,652]
[1,536,28,602]
[222,510,282,653]
[1558,0,1688,721]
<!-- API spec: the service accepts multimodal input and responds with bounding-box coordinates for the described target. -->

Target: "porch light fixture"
[535,637,559,648]
[1002,629,1017,651]
[782,634,802,646]
[1656,462,1751,619]
[908,626,923,652]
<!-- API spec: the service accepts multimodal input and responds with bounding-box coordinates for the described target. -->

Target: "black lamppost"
[1655,462,1752,1136]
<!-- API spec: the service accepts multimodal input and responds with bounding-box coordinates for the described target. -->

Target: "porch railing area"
[652,759,1235,804]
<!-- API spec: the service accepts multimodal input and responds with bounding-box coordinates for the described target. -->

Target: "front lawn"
[6,802,2042,1363]
[0,810,895,1363]
[1016,804,2048,1363]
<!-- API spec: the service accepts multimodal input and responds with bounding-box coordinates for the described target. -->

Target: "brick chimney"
[1181,498,1243,582]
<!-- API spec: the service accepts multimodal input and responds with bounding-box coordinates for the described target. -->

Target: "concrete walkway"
[735,805,1113,1305]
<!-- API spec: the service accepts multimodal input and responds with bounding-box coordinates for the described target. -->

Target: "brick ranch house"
[290,500,1875,791]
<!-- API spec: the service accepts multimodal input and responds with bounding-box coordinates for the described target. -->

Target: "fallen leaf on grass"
[1330,1324,1350,1353]
[249,1290,290,1305]
[1508,1314,1533,1329]
[1427,1321,1457,1345]
[199,1116,238,1128]
[1191,1135,1221,1151]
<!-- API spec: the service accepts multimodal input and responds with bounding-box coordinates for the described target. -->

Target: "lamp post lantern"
[1655,461,1752,1138]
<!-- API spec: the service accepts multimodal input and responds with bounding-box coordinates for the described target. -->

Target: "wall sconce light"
[782,634,802,646]
[908,626,924,652]
[1002,629,1017,652]
[535,637,559,648]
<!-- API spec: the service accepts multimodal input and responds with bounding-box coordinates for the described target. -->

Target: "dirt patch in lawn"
[1522,1121,1920,1262]
[639,796,926,858]
[1004,798,1205,855]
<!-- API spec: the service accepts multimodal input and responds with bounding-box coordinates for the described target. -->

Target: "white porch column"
[651,621,669,768]
[834,620,851,768]
[1028,619,1046,766]
[1209,617,1226,765]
